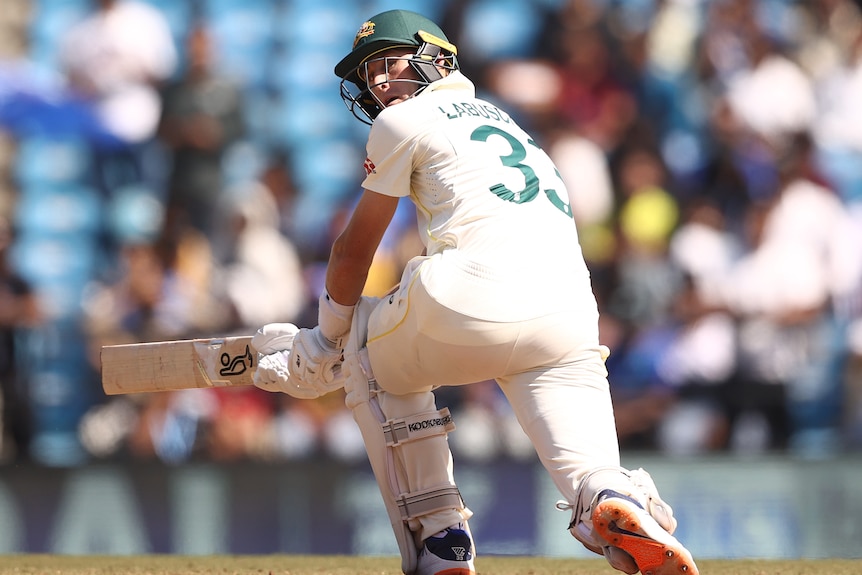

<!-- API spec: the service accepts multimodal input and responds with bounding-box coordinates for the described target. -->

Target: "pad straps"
[397,485,465,522]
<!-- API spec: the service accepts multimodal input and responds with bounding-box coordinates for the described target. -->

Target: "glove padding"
[251,323,344,398]
[289,326,344,390]
[252,322,299,355]
[254,350,311,398]
[252,324,345,399]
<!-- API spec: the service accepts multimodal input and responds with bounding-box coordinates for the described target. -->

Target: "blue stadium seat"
[459,0,544,61]
[239,88,278,146]
[276,3,358,48]
[221,140,268,187]
[267,46,341,93]
[363,0,444,21]
[14,183,102,236]
[202,0,272,15]
[206,4,277,89]
[289,137,362,203]
[9,232,99,287]
[104,183,165,244]
[28,0,93,70]
[28,344,95,465]
[272,88,351,144]
[14,136,91,186]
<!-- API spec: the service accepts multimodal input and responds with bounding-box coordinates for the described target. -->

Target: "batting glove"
[289,326,345,391]
[253,323,314,396]
[252,324,345,398]
[251,322,299,355]
[254,350,323,399]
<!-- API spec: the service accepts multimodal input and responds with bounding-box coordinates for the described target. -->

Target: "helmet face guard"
[339,38,458,125]
[335,10,459,125]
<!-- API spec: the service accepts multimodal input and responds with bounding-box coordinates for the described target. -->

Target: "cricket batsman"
[252,9,700,575]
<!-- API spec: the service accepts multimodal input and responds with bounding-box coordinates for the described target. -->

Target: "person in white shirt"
[59,0,177,229]
[251,10,699,575]
[60,0,177,146]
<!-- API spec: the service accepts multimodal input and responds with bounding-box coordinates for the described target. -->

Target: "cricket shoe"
[416,523,475,575]
[592,490,699,575]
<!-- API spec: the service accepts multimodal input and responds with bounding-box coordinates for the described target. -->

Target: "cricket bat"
[101,336,256,395]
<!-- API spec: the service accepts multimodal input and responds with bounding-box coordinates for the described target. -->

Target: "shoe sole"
[592,498,699,575]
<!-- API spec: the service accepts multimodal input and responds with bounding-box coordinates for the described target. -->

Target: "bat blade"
[101,336,256,395]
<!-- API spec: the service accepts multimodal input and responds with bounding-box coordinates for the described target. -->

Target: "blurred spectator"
[607,143,682,328]
[657,198,742,452]
[158,23,246,239]
[83,229,221,353]
[203,387,276,462]
[723,21,817,151]
[210,181,307,331]
[600,143,685,449]
[689,106,758,226]
[794,0,862,83]
[0,217,41,461]
[550,23,638,153]
[669,198,742,308]
[811,3,862,205]
[696,0,760,88]
[0,0,27,61]
[58,0,177,229]
[654,273,737,456]
[720,133,861,454]
[256,151,302,243]
[7,0,862,464]
[270,394,324,460]
[125,389,217,463]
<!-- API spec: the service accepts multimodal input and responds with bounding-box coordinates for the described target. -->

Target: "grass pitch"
[0,555,860,575]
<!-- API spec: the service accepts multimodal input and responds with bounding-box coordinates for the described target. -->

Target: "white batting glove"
[289,326,345,392]
[254,350,322,399]
[251,322,299,355]
[252,322,317,397]
[252,323,307,396]
[251,323,345,398]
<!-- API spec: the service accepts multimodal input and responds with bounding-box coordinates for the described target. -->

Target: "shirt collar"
[426,70,475,97]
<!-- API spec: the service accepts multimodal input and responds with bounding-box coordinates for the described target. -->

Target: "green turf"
[0,555,859,574]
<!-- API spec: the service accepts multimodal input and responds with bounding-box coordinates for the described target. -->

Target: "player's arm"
[326,188,399,308]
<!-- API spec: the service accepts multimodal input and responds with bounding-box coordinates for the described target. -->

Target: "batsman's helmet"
[335,10,459,124]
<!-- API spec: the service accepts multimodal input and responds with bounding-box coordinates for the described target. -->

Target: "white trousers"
[365,256,621,510]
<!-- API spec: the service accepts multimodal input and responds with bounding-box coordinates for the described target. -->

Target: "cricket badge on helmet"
[335,10,459,124]
[353,21,376,47]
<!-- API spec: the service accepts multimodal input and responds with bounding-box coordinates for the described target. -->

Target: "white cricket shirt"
[362,71,598,322]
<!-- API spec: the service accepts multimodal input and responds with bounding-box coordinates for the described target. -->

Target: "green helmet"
[335,10,459,124]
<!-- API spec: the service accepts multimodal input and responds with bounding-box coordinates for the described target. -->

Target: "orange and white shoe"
[592,490,699,575]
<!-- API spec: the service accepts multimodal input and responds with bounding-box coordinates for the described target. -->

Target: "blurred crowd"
[0,0,861,466]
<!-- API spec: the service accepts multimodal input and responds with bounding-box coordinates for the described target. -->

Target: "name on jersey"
[438,102,512,123]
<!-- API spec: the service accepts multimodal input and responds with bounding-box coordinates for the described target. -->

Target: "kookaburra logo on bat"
[219,345,254,376]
